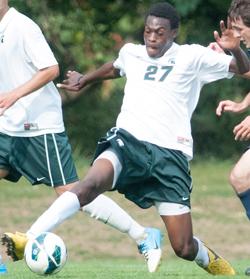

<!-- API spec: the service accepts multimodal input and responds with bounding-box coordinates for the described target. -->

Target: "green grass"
[1,158,250,278]
[2,259,250,279]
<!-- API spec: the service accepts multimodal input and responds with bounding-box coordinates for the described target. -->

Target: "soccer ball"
[24,232,67,275]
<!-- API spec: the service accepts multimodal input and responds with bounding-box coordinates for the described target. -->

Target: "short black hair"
[146,2,180,30]
[228,0,250,27]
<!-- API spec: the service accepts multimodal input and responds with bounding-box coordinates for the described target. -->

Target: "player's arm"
[216,92,250,116]
[214,20,249,74]
[57,61,121,92]
[0,65,59,116]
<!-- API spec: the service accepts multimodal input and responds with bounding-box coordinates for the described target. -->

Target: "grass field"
[3,259,250,279]
[1,158,250,278]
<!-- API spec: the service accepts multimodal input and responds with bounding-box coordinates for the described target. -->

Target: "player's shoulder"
[179,43,207,53]
[178,43,213,61]
[13,8,41,32]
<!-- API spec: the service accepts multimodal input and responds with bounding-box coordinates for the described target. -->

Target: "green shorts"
[0,132,78,187]
[93,128,192,209]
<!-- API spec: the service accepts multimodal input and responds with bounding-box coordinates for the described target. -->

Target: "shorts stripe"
[44,134,54,187]
[52,133,66,185]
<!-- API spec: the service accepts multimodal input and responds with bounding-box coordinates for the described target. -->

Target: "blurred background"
[9,0,250,161]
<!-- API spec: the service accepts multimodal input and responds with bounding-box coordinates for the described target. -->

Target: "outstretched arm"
[214,19,249,74]
[57,62,121,92]
[216,92,250,116]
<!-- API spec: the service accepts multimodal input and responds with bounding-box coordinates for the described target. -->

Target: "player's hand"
[214,19,240,51]
[0,92,19,116]
[233,116,250,141]
[57,70,86,92]
[208,42,225,54]
[216,100,247,116]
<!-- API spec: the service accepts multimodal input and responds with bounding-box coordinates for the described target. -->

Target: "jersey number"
[144,65,173,82]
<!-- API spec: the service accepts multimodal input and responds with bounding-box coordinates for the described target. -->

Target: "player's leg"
[229,148,250,219]
[158,204,235,275]
[2,159,114,261]
[55,149,148,243]
[53,182,147,244]
[229,148,250,274]
[2,143,162,272]
[66,153,162,272]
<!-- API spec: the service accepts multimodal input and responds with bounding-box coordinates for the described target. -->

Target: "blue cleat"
[137,228,163,272]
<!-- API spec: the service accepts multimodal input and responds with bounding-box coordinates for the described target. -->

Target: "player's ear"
[171,28,178,39]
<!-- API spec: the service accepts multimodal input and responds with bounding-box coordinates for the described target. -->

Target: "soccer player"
[0,0,162,272]
[5,1,250,275]
[217,1,250,213]
[215,1,250,274]
[216,92,250,220]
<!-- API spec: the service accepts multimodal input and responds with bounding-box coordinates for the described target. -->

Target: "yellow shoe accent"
[204,245,235,275]
[1,232,28,261]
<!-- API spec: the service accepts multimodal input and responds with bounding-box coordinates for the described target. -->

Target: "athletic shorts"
[0,132,78,187]
[93,127,193,209]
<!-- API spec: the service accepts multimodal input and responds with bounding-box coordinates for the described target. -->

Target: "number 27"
[144,65,173,82]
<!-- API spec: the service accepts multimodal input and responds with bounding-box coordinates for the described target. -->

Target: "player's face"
[231,17,250,48]
[144,16,177,58]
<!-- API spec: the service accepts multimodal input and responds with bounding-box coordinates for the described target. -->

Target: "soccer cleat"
[202,244,235,275]
[137,228,162,273]
[1,232,28,261]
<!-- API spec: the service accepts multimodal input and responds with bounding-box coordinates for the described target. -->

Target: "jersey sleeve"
[113,43,133,77]
[195,45,233,83]
[22,19,58,70]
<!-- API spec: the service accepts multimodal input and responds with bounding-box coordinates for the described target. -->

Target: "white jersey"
[0,8,64,136]
[114,43,233,159]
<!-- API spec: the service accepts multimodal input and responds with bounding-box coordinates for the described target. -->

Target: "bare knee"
[172,239,196,261]
[71,178,103,207]
[0,169,9,179]
[229,151,250,193]
[55,182,78,196]
[229,169,247,193]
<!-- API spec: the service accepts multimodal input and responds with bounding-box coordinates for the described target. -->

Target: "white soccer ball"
[24,232,67,275]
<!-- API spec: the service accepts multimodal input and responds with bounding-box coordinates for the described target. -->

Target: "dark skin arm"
[214,20,249,74]
[57,62,121,92]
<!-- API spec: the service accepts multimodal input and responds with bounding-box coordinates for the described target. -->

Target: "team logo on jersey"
[168,58,175,65]
[0,35,4,43]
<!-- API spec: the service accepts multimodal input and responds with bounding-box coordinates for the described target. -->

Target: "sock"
[194,236,209,267]
[82,194,146,242]
[238,189,250,219]
[27,192,80,238]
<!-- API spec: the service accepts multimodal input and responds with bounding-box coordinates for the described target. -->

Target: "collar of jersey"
[0,7,16,34]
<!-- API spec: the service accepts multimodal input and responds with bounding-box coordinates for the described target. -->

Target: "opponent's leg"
[229,149,250,274]
[229,149,250,219]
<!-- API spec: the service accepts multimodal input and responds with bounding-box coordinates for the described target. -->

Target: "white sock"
[82,194,146,242]
[27,192,80,238]
[194,236,209,267]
